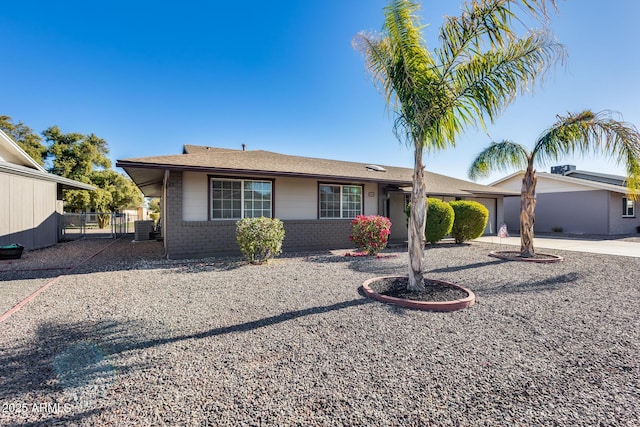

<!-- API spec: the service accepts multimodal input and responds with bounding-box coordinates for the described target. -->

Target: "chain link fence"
[61,212,139,240]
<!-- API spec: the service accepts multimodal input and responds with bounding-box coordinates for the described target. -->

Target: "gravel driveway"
[1,236,638,426]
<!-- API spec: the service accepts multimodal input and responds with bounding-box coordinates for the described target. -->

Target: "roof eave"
[0,162,95,190]
[116,161,412,186]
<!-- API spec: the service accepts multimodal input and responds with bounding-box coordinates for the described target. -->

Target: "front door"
[388,192,409,242]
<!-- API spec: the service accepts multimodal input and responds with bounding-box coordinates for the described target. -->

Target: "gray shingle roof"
[564,170,626,186]
[117,145,516,198]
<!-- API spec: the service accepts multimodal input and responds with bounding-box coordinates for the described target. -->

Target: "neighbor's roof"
[0,128,47,171]
[564,170,626,187]
[0,161,96,190]
[491,170,636,195]
[0,129,95,191]
[117,145,517,198]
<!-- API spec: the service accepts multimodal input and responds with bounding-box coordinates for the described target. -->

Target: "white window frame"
[319,184,363,219]
[210,178,273,220]
[622,197,635,218]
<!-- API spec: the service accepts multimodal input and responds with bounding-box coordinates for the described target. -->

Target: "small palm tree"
[354,0,564,290]
[469,110,640,256]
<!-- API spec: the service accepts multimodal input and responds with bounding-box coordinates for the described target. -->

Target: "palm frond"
[354,0,440,148]
[468,140,529,180]
[352,33,396,107]
[354,0,563,154]
[436,0,557,77]
[533,110,640,199]
[447,29,565,131]
[437,0,516,75]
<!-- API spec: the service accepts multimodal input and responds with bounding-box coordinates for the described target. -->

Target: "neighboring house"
[121,206,150,222]
[0,129,95,250]
[117,145,515,259]
[491,165,640,235]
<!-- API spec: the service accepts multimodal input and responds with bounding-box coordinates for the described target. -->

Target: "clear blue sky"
[2,1,639,184]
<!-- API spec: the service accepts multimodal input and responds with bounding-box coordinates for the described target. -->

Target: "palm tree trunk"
[520,168,537,257]
[408,146,427,291]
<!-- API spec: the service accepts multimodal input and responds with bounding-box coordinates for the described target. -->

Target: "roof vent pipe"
[242,143,246,151]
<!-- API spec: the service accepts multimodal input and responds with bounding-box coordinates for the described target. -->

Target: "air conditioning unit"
[551,165,576,175]
[134,220,155,241]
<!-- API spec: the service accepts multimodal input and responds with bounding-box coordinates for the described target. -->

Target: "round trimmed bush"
[404,199,455,244]
[449,200,489,244]
[236,217,285,264]
[425,198,455,244]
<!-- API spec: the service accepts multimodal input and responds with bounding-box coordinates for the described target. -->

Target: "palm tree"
[353,0,564,290]
[468,110,640,256]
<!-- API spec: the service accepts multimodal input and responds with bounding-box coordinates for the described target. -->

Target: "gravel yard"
[1,236,639,426]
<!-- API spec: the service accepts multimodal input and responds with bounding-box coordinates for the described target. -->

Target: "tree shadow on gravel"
[125,297,374,353]
[0,244,247,282]
[302,250,407,278]
[302,254,353,264]
[425,242,471,249]
[0,268,73,281]
[427,259,508,274]
[478,272,581,296]
[0,297,373,424]
[0,319,148,426]
[347,258,405,275]
[10,408,105,427]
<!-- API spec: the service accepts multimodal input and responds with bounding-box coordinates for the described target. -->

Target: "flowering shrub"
[349,215,392,256]
[236,217,285,264]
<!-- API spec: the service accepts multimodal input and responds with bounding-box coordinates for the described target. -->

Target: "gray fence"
[61,212,139,240]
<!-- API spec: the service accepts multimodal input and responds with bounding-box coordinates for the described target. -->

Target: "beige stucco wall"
[182,171,208,221]
[275,177,318,219]
[181,171,380,221]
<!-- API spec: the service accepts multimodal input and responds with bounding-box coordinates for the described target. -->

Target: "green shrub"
[404,199,455,244]
[149,212,160,223]
[425,198,455,244]
[349,215,392,255]
[236,217,285,264]
[449,201,489,244]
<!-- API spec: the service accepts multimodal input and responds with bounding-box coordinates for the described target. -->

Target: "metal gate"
[60,212,135,240]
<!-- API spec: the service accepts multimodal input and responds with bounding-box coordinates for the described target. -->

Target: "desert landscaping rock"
[0,236,639,425]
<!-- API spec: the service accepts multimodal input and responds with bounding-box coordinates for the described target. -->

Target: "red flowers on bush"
[349,215,392,256]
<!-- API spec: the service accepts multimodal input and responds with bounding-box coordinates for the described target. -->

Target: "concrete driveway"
[475,234,640,258]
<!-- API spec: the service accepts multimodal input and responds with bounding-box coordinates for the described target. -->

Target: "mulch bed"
[368,277,469,302]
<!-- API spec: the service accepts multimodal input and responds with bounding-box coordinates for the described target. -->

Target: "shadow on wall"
[0,212,60,251]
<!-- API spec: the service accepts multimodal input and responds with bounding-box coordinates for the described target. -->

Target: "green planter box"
[0,244,24,260]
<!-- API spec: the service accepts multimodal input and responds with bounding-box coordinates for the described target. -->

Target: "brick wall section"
[164,170,184,258]
[165,172,354,259]
[281,220,353,252]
